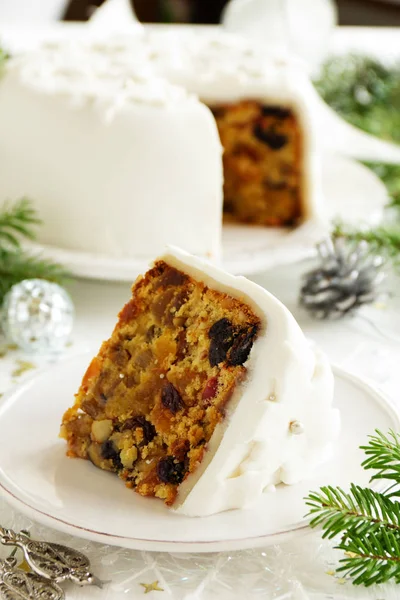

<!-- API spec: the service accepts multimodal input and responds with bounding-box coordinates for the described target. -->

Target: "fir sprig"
[314,55,400,145]
[0,199,69,304]
[307,484,400,540]
[337,530,400,586]
[333,224,400,267]
[0,198,41,248]
[362,430,400,492]
[306,429,400,586]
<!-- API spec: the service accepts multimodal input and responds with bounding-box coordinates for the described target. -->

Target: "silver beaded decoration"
[0,555,65,600]
[0,528,102,589]
[1,279,74,353]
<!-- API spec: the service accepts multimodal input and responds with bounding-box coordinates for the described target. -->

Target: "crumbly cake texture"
[61,258,261,506]
[212,101,303,226]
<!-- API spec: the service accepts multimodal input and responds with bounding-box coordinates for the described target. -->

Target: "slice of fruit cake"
[61,247,339,516]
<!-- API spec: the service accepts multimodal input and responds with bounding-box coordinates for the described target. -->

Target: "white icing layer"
[0,46,223,259]
[159,247,340,516]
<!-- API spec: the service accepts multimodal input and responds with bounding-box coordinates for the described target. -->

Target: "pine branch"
[306,484,400,540]
[336,530,400,586]
[333,224,400,266]
[361,430,400,492]
[0,249,69,305]
[0,198,41,249]
[0,198,69,304]
[306,429,400,587]
[314,55,400,145]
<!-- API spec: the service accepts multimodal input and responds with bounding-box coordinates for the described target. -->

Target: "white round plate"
[0,354,398,553]
[26,155,387,282]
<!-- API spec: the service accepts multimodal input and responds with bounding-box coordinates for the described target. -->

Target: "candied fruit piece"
[202,376,219,401]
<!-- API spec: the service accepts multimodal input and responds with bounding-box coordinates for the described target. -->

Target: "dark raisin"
[209,318,233,341]
[161,382,185,414]
[157,456,187,484]
[202,376,219,401]
[261,105,291,119]
[253,125,288,150]
[209,340,227,367]
[228,325,259,366]
[208,319,236,367]
[100,441,122,470]
[120,416,156,445]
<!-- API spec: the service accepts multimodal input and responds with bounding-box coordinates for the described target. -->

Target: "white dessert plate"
[0,353,398,553]
[25,154,387,281]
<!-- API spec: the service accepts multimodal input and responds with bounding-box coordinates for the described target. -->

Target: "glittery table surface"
[1,260,400,600]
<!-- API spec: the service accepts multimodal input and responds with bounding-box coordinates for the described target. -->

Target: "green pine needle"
[333,223,400,266]
[0,198,41,249]
[337,530,400,586]
[0,198,69,304]
[306,484,400,540]
[361,430,400,490]
[314,55,400,145]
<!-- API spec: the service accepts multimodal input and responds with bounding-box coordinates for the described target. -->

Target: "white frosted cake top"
[7,42,197,123]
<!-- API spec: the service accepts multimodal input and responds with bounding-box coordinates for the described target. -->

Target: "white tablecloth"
[1,23,400,600]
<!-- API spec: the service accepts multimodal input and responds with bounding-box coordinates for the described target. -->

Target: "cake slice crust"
[61,261,261,506]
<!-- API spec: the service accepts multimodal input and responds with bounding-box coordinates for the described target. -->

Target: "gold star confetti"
[12,360,36,378]
[326,570,335,576]
[337,578,347,585]
[140,581,164,594]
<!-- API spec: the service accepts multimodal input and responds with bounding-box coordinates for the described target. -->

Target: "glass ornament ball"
[1,279,74,354]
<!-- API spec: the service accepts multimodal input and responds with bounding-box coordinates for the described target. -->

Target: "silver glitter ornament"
[1,279,74,354]
[299,237,384,320]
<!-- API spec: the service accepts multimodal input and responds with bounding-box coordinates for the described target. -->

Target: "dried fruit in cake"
[211,100,303,226]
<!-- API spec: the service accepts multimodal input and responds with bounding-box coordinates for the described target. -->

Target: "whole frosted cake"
[0,44,223,259]
[61,247,340,516]
[0,29,323,259]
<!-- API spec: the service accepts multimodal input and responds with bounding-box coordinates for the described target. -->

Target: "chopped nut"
[91,419,113,443]
[120,446,138,469]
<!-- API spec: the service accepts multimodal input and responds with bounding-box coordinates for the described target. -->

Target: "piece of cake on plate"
[0,45,223,260]
[61,247,340,516]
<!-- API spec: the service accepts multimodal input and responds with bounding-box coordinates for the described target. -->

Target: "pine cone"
[299,237,384,320]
